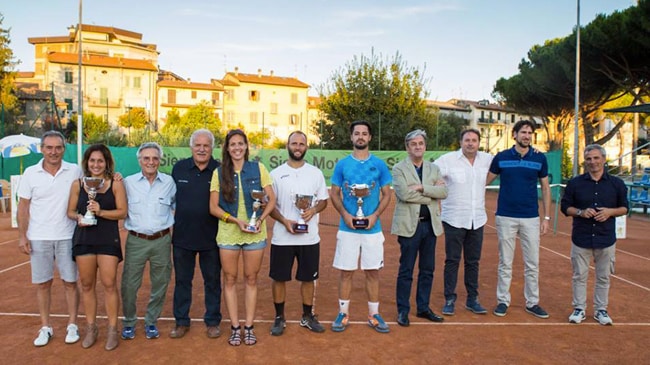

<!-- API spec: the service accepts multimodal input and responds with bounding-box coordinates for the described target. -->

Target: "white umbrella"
[0,134,42,173]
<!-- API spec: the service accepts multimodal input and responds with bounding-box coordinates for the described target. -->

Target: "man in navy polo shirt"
[487,120,551,319]
[560,144,627,325]
[169,129,222,339]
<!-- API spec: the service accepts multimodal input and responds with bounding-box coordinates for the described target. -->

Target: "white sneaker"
[65,323,80,344]
[568,308,586,324]
[594,310,613,325]
[34,326,53,347]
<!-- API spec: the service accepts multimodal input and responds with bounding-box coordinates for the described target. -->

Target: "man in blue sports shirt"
[487,120,551,319]
[329,120,392,333]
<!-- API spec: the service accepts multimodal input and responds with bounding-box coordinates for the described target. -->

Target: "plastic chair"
[632,174,650,186]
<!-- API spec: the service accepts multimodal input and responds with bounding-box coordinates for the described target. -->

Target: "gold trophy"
[80,177,104,225]
[246,189,267,232]
[346,182,375,229]
[292,194,315,233]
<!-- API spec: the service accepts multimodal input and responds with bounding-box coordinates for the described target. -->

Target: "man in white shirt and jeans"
[17,130,82,346]
[434,129,492,316]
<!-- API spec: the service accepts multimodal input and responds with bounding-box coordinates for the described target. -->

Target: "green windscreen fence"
[1,144,562,186]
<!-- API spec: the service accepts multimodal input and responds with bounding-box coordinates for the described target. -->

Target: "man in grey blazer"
[391,129,448,327]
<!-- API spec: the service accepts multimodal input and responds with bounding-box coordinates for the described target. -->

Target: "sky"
[2,0,637,101]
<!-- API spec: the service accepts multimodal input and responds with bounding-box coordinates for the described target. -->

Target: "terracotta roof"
[158,80,223,91]
[28,36,71,44]
[225,72,309,88]
[16,71,36,78]
[426,100,470,112]
[47,52,158,71]
[449,99,514,112]
[79,24,142,40]
[221,78,239,86]
[29,24,155,50]
[308,96,321,108]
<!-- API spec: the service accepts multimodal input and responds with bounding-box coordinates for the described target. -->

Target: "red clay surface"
[1,190,649,364]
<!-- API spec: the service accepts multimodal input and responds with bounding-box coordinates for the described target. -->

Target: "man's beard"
[288,149,305,161]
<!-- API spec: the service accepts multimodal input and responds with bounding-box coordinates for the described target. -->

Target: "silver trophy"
[246,189,267,232]
[292,194,315,233]
[80,177,104,225]
[346,182,376,229]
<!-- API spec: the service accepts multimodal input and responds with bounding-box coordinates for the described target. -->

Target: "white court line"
[0,261,29,274]
[1,312,649,326]
[0,238,18,246]
[485,223,650,293]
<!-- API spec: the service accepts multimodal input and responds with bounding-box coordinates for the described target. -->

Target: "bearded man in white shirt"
[434,129,492,316]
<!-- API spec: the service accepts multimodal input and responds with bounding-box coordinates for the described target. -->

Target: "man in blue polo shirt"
[560,144,627,325]
[487,120,551,319]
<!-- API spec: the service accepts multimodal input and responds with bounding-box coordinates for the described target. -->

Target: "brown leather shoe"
[206,326,221,338]
[169,325,189,339]
[105,326,119,351]
[82,323,98,349]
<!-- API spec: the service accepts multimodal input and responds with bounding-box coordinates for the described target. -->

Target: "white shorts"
[30,239,78,284]
[333,231,384,271]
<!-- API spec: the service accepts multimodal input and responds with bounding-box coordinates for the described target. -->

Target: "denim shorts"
[30,239,78,284]
[218,240,267,251]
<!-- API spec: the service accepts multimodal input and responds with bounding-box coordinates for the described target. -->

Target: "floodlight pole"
[572,0,581,177]
[77,0,83,163]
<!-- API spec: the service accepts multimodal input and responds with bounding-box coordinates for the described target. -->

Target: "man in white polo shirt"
[18,130,82,347]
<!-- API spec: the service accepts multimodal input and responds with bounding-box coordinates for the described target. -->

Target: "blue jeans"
[172,245,222,326]
[396,221,436,314]
[442,222,483,302]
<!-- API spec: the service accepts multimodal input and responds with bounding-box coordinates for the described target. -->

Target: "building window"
[225,111,234,123]
[270,103,278,114]
[100,88,108,105]
[65,70,73,84]
[289,114,298,125]
[511,114,515,124]
[191,90,197,99]
[496,129,502,137]
[64,98,73,111]
[291,93,298,104]
[211,92,220,105]
[225,90,234,101]
[249,90,260,101]
[134,77,141,89]
[168,89,176,104]
[250,112,259,124]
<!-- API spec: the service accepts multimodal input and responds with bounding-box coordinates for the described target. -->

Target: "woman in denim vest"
[209,129,276,346]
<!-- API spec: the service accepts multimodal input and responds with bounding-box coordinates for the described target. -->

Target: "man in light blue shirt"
[121,142,176,340]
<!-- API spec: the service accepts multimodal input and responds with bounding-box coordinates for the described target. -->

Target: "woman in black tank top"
[66,144,127,351]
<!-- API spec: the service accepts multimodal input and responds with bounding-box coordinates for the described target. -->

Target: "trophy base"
[246,225,257,232]
[292,222,309,233]
[352,218,369,229]
[80,216,97,225]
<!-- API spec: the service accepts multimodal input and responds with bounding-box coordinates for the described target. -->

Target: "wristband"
[222,212,231,223]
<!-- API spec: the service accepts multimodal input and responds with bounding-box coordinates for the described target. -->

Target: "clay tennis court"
[1,190,649,364]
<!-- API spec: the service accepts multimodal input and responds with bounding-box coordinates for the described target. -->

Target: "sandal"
[228,326,241,346]
[244,325,257,346]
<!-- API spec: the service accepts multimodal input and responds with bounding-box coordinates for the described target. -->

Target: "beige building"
[156,71,224,126]
[427,99,548,153]
[18,24,159,124]
[222,68,310,143]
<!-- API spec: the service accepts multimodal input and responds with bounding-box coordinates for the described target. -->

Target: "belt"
[418,216,431,222]
[128,228,171,240]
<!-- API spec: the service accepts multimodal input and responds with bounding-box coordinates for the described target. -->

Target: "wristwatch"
[544,216,551,221]
[575,209,583,217]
